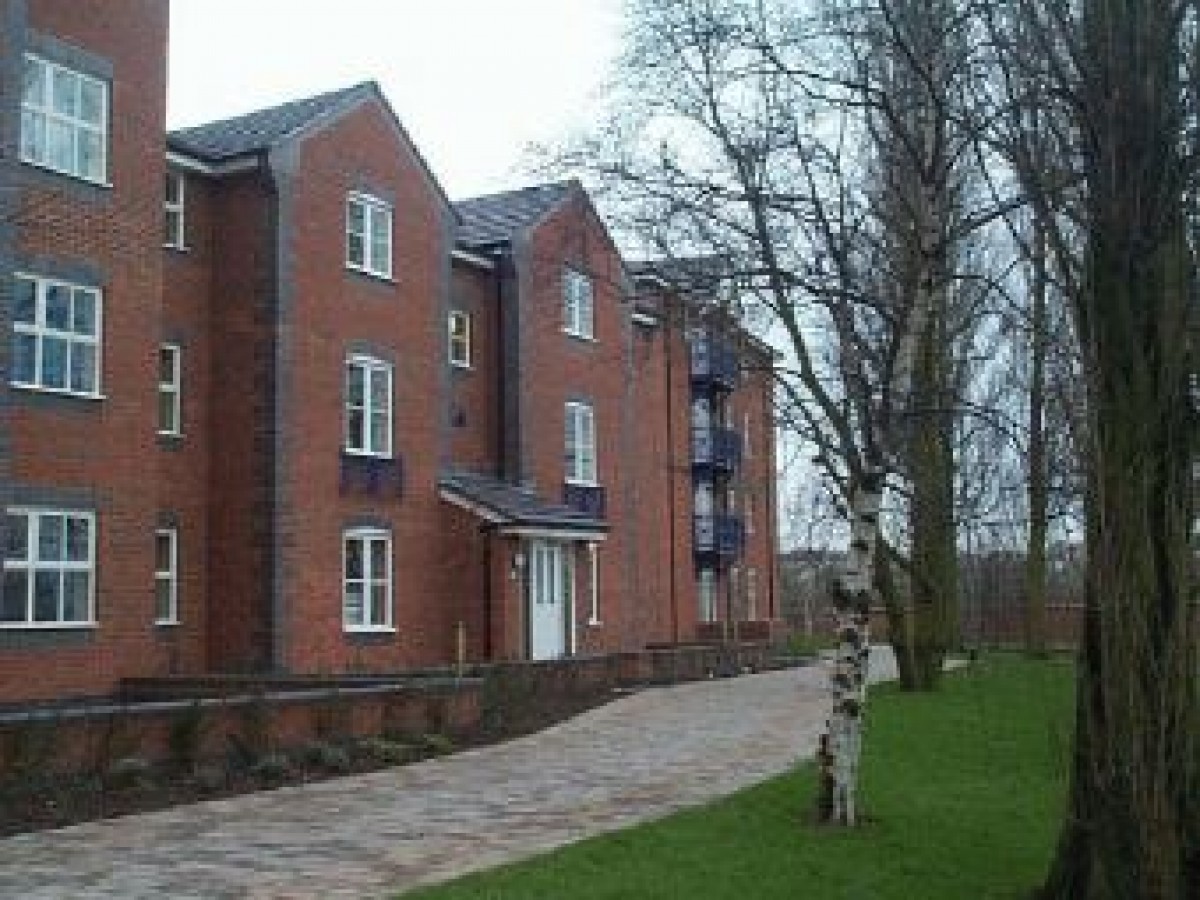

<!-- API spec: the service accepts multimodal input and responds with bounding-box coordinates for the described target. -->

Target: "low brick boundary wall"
[0,641,789,782]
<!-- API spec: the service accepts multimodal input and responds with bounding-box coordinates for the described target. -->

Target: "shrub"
[301,740,352,773]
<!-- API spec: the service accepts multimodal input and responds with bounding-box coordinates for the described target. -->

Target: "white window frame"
[698,567,717,623]
[11,273,103,398]
[155,527,179,625]
[20,54,109,185]
[164,171,186,249]
[344,355,393,458]
[448,310,472,368]
[342,527,394,632]
[563,267,594,339]
[158,343,182,436]
[747,568,759,621]
[564,400,597,485]
[346,192,393,279]
[2,508,96,628]
[745,492,755,536]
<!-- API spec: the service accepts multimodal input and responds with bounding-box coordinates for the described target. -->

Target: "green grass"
[402,655,1075,900]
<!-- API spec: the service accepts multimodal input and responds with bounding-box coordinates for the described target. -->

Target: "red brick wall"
[516,195,637,652]
[1,0,171,702]
[204,171,276,673]
[447,261,499,473]
[272,99,453,674]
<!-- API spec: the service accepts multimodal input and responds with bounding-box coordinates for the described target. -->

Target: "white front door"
[529,539,573,660]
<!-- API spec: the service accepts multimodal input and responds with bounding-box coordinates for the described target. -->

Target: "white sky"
[167,0,623,199]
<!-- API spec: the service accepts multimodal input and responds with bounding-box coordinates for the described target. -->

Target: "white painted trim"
[451,248,495,269]
[2,507,97,627]
[437,487,507,524]
[341,527,394,631]
[498,525,608,542]
[587,542,600,625]
[631,311,659,327]
[164,150,259,176]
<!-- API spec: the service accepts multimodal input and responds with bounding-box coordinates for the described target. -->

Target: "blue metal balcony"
[689,336,738,391]
[563,482,607,520]
[691,425,742,473]
[693,513,745,561]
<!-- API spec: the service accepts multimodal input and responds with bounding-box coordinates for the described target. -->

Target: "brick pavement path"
[0,648,898,899]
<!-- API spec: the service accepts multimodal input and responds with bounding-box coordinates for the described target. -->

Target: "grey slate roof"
[168,82,376,162]
[453,181,576,249]
[439,471,607,532]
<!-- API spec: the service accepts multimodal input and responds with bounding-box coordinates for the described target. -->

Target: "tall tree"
[989,1,1199,895]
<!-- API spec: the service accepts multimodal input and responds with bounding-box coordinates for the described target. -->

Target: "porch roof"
[438,471,608,539]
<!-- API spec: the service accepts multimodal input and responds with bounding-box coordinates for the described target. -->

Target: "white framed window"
[346,192,393,278]
[2,509,95,627]
[563,267,594,339]
[20,54,108,184]
[698,567,716,623]
[345,355,393,457]
[158,343,181,436]
[164,172,186,249]
[564,400,596,484]
[11,273,102,397]
[745,493,755,536]
[448,311,472,368]
[747,568,759,621]
[155,527,179,625]
[343,527,393,631]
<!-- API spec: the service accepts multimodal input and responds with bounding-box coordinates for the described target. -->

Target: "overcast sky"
[167,0,622,200]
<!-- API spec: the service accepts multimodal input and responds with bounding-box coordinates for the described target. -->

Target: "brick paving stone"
[0,648,899,899]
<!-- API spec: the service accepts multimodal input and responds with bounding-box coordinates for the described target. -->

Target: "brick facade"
[0,0,780,704]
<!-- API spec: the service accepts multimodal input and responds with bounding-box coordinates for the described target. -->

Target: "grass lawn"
[402,654,1075,900]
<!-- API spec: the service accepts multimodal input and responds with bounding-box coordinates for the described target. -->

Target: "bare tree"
[986,1,1199,895]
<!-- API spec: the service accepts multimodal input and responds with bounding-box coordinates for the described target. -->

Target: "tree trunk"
[1025,213,1049,657]
[908,312,957,690]
[816,471,883,826]
[876,542,919,690]
[1040,9,1199,880]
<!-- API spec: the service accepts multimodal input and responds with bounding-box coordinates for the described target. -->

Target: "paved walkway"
[0,649,897,899]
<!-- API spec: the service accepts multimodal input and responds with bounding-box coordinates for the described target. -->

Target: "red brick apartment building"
[0,0,779,704]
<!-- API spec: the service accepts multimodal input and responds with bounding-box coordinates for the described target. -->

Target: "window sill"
[342,449,394,461]
[565,478,601,488]
[450,360,472,371]
[344,626,397,635]
[0,621,96,631]
[20,157,111,190]
[564,330,597,343]
[587,618,603,627]
[157,429,184,439]
[10,382,105,401]
[345,264,396,285]
[154,619,180,627]
[162,243,190,253]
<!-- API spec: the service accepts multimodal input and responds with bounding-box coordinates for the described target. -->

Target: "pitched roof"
[453,181,576,249]
[439,471,607,533]
[168,82,376,162]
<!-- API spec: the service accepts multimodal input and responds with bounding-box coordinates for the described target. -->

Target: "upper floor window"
[563,267,594,339]
[343,527,392,631]
[11,274,101,397]
[155,527,179,625]
[448,311,472,368]
[158,343,181,435]
[346,193,392,278]
[2,509,95,627]
[564,400,597,484]
[21,54,108,184]
[345,355,393,457]
[164,172,186,249]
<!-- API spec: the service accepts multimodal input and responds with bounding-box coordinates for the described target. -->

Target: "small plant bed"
[402,654,1075,900]
[0,688,617,839]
